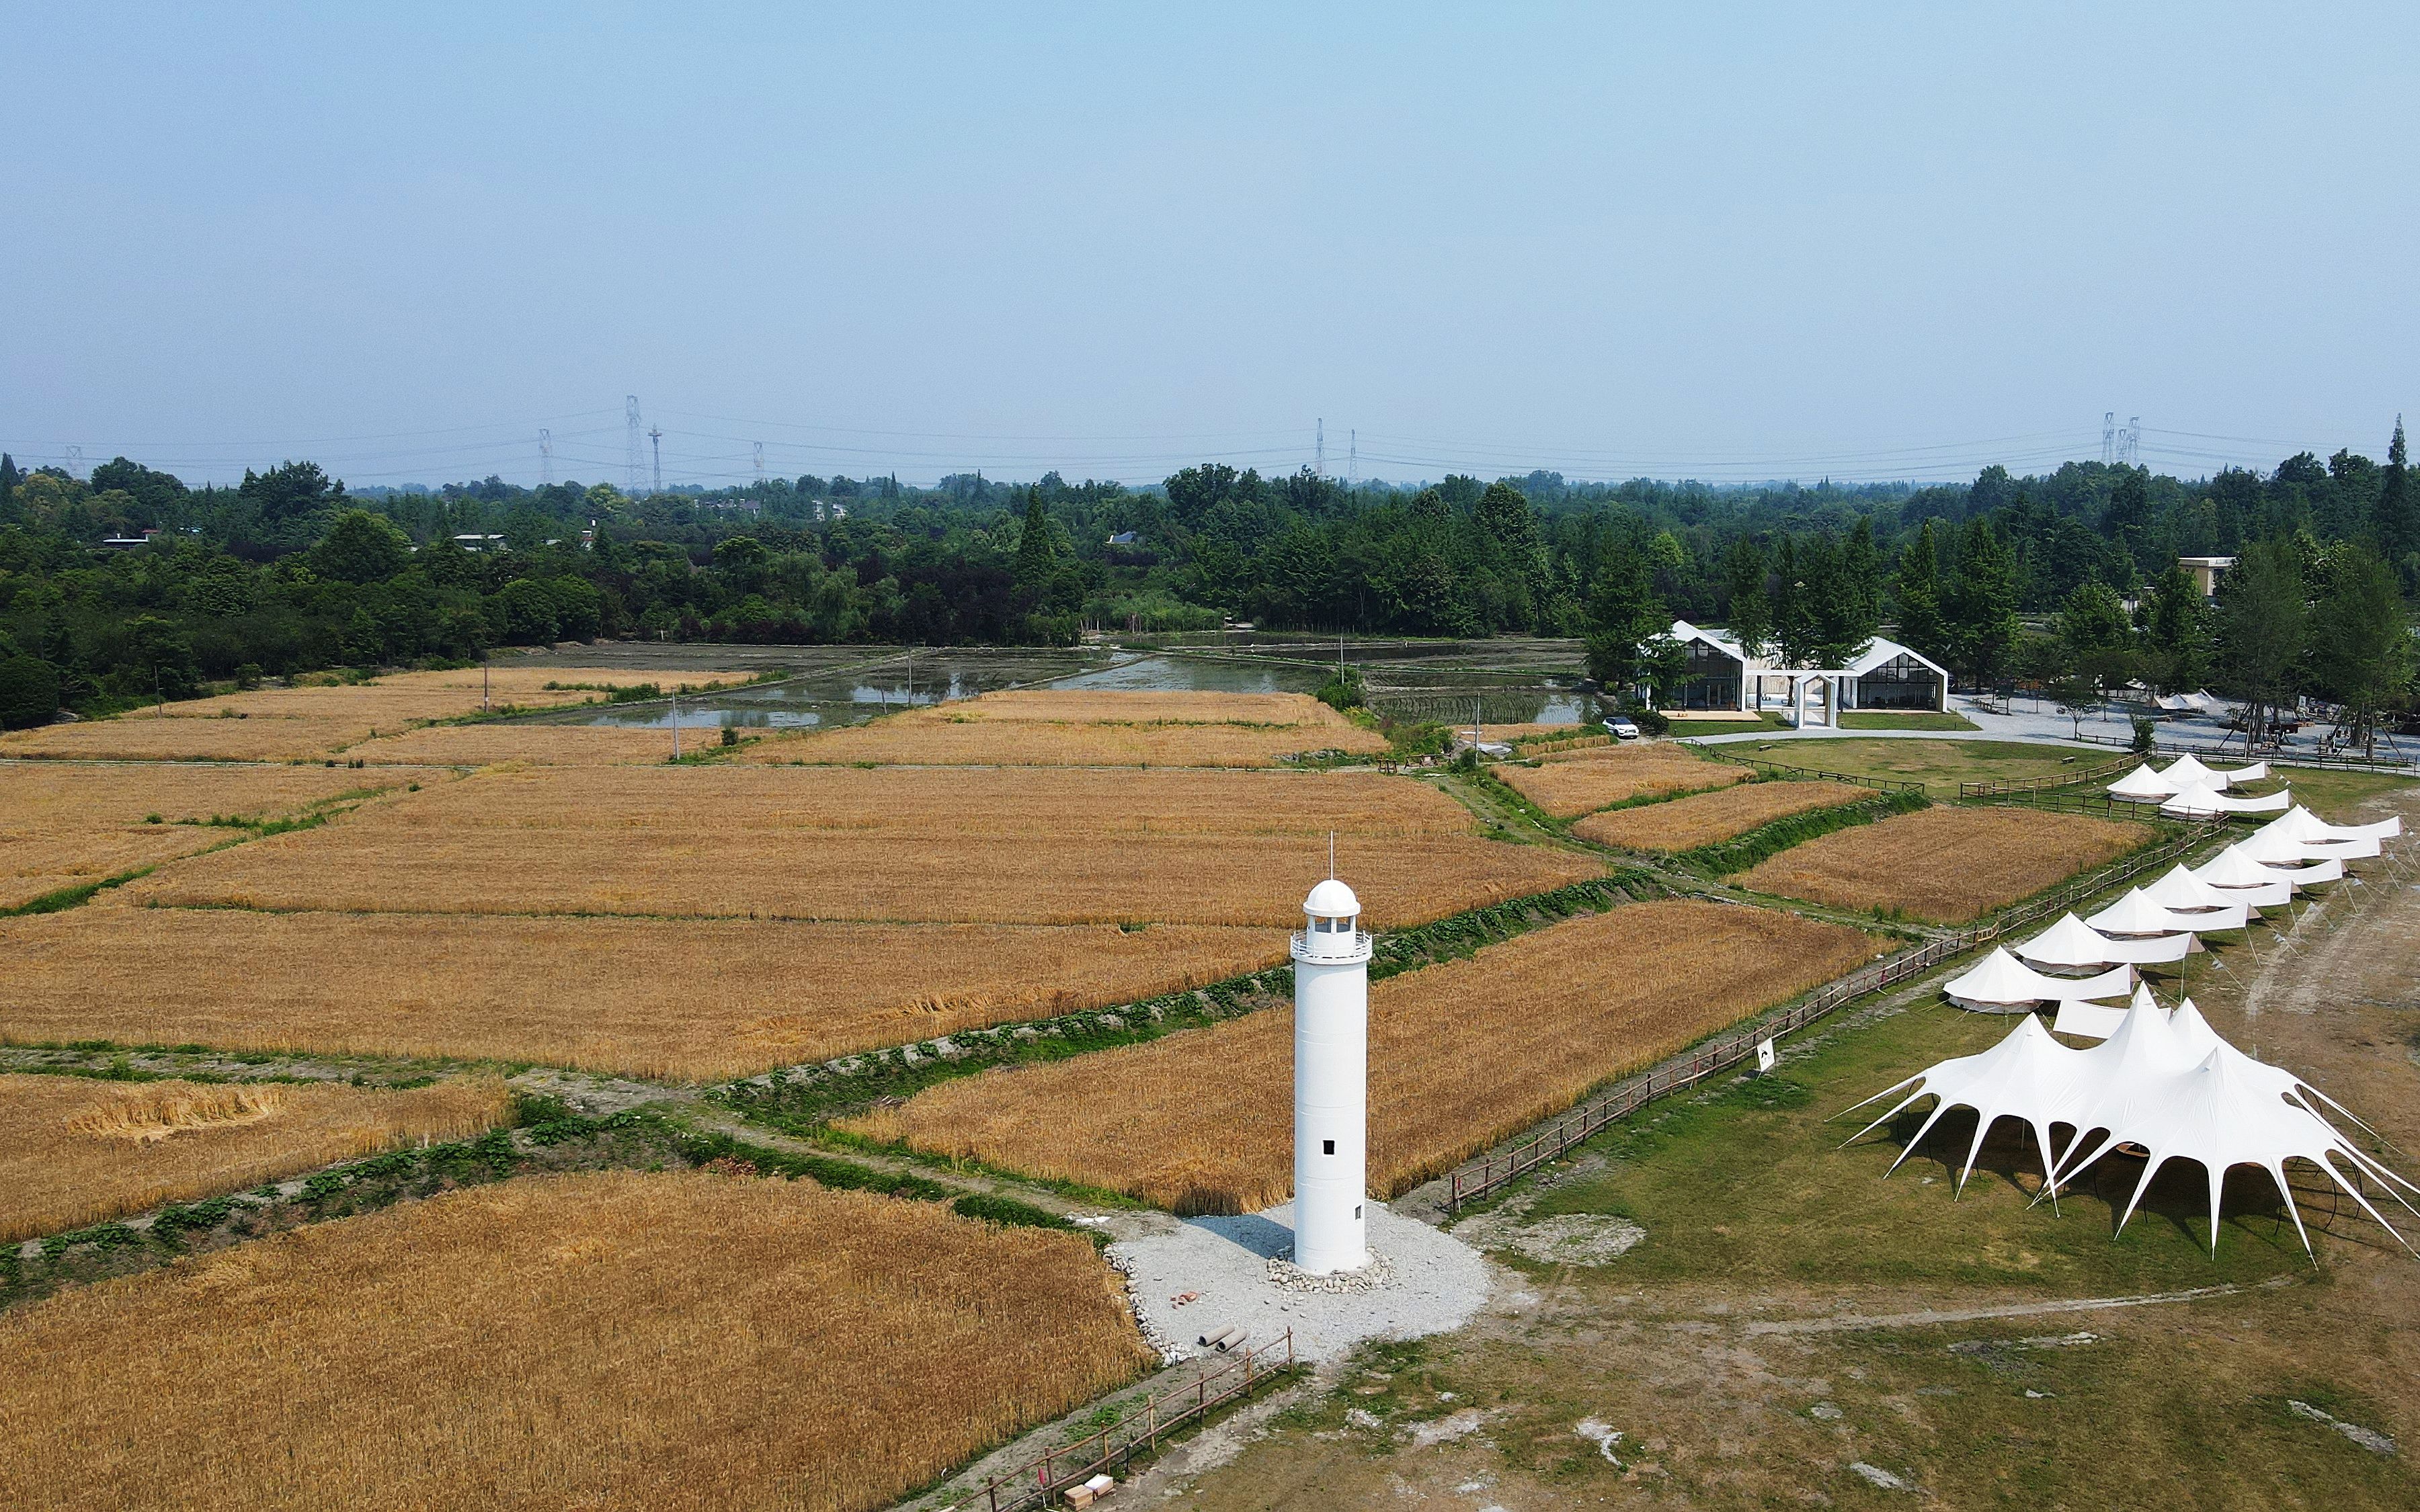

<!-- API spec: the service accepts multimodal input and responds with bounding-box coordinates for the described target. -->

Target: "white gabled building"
[1664,620,1948,728]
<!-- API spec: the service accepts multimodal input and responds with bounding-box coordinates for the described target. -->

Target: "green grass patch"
[1724,737,2113,796]
[1839,709,1978,730]
[1667,713,1787,737]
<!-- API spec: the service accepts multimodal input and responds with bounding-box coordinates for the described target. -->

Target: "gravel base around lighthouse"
[1110,1201,1491,1364]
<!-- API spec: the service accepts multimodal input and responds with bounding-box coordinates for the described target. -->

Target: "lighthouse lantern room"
[1291,875,1372,1274]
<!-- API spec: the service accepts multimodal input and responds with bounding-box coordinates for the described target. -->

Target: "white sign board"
[1756,1038,1777,1075]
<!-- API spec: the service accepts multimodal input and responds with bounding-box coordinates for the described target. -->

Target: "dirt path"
[1733,1275,2298,1335]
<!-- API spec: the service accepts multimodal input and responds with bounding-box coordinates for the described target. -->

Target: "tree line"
[0,425,2411,739]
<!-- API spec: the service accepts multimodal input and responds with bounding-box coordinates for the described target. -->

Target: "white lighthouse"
[1291,875,1372,1274]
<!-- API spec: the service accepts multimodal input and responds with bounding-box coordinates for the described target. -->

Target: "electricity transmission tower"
[63,445,83,480]
[2102,412,2117,465]
[1348,429,1357,488]
[2122,416,2141,467]
[753,441,765,484]
[1314,419,1325,478]
[538,428,553,487]
[649,426,663,495]
[625,396,645,493]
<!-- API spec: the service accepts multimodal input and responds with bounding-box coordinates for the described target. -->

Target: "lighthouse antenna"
[1328,831,1335,880]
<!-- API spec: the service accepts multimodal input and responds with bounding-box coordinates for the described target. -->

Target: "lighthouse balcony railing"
[1291,928,1373,962]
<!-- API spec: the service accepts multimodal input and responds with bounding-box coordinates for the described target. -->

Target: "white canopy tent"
[2192,845,2306,904]
[2271,805,2400,846]
[2107,763,2180,802]
[2255,807,2385,861]
[2142,862,2265,917]
[1943,948,2132,1011]
[2016,912,2192,970]
[1847,1003,2418,1257]
[2161,782,2291,819]
[2232,829,2349,880]
[2161,753,2267,790]
[2085,886,2245,939]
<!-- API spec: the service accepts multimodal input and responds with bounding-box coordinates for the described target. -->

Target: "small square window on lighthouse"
[1322,1139,1335,1155]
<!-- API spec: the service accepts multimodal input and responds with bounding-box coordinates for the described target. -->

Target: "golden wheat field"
[747,688,1389,767]
[846,899,1878,1212]
[1495,743,1750,818]
[1572,780,1867,853]
[0,1171,1152,1512]
[0,1073,508,1242]
[343,721,701,766]
[0,667,745,763]
[0,762,405,909]
[0,909,1281,1081]
[1737,804,2148,923]
[121,764,1595,927]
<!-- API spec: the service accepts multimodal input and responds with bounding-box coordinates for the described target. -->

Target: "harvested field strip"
[0,910,1283,1082]
[123,830,1597,928]
[743,687,1389,767]
[344,722,700,766]
[0,667,750,762]
[119,764,1592,927]
[1672,789,1927,877]
[0,1171,1152,1512]
[1737,804,2149,923]
[843,900,1879,1214]
[1496,743,1750,819]
[1572,780,1868,853]
[153,763,1481,839]
[0,1073,509,1242]
[0,763,403,910]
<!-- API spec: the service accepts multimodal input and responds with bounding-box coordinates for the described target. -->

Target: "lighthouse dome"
[1304,878,1361,918]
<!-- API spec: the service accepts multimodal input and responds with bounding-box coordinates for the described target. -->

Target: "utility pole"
[1348,429,1356,489]
[538,428,553,487]
[671,691,680,760]
[649,426,663,495]
[626,396,645,494]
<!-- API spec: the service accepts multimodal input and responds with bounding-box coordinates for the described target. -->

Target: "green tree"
[2140,563,2210,694]
[1945,519,2019,687]
[1720,537,1770,656]
[2308,543,2413,757]
[1582,538,1664,688]
[1769,536,1818,666]
[2212,537,2308,745]
[1890,519,1947,661]
[1012,487,1058,589]
[0,653,62,729]
[2056,579,2132,694]
[2378,416,2413,579]
[309,509,410,584]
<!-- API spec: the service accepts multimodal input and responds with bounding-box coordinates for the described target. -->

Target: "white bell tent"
[2015,912,2191,971]
[2141,862,2264,917]
[2160,753,2267,790]
[2161,782,2290,819]
[2254,807,2388,861]
[2107,763,2179,802]
[2232,828,2349,881]
[1943,948,2131,1011]
[2085,886,2243,939]
[2192,845,2308,903]
[1847,1001,2417,1257]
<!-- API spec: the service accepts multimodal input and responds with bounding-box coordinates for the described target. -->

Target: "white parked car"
[1604,716,1641,741]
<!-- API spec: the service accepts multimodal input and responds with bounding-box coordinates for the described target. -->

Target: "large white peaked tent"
[1847,1003,2418,1257]
[2052,997,2130,1040]
[2232,828,2349,881]
[2016,912,2191,970]
[1944,948,2131,1011]
[2161,753,2267,790]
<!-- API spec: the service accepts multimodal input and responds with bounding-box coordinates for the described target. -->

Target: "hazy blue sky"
[3,3,2414,489]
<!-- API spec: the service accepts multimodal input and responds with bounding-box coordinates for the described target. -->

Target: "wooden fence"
[1442,823,2226,1210]
[1957,755,2138,799]
[969,1331,1297,1511]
